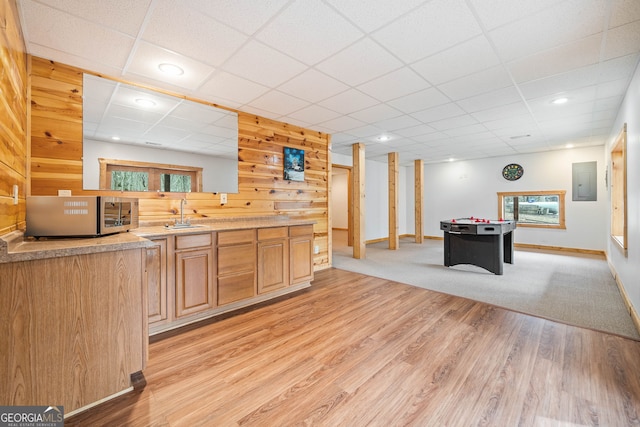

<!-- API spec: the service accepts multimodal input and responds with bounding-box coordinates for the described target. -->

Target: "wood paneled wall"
[0,0,28,235]
[28,57,331,270]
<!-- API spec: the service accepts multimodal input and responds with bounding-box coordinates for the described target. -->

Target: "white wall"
[83,138,238,193]
[331,171,348,229]
[333,152,413,241]
[334,147,606,249]
[606,62,640,316]
[423,146,607,250]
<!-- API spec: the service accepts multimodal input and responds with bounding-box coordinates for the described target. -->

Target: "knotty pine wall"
[0,0,28,235]
[29,57,331,270]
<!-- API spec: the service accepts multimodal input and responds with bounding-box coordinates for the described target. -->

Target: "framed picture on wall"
[284,147,304,181]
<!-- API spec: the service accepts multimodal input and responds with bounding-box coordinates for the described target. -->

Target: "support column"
[388,152,399,250]
[415,159,424,243]
[352,143,366,259]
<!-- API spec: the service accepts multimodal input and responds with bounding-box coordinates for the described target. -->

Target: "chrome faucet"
[177,198,189,226]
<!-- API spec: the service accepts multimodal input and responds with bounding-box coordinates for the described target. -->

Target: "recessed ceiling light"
[158,63,184,76]
[135,98,156,108]
[377,135,390,142]
[448,157,455,162]
[551,97,568,105]
[566,143,574,148]
[111,136,120,141]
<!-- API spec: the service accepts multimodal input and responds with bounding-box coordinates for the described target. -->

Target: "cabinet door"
[175,248,215,318]
[257,238,289,294]
[147,238,168,325]
[290,236,313,285]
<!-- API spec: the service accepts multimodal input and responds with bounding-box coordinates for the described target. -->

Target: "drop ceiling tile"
[598,54,640,84]
[124,41,216,92]
[394,124,437,138]
[357,68,431,102]
[284,105,342,124]
[142,1,248,67]
[349,104,402,123]
[32,0,152,36]
[508,35,602,84]
[277,69,349,103]
[470,101,531,122]
[518,65,598,100]
[317,115,366,133]
[429,114,479,131]
[372,0,482,63]
[330,132,359,144]
[456,86,522,112]
[482,114,537,132]
[27,44,125,78]
[199,70,270,106]
[247,90,310,117]
[375,115,423,132]
[527,86,598,114]
[593,94,624,112]
[609,0,640,27]
[343,125,384,139]
[388,87,451,114]
[595,79,631,100]
[221,40,307,87]
[488,0,608,61]
[318,89,379,115]
[412,35,501,85]
[187,0,290,35]
[255,0,363,65]
[325,0,427,32]
[491,124,539,139]
[410,102,467,124]
[436,65,513,101]
[18,1,134,71]
[446,131,495,146]
[315,38,403,87]
[604,21,640,61]
[468,0,558,30]
[411,131,450,144]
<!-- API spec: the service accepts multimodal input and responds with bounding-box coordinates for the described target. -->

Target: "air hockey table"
[439,217,516,275]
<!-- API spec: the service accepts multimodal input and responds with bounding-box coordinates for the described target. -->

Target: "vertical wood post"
[414,159,424,243]
[327,135,333,267]
[352,143,366,259]
[388,152,399,250]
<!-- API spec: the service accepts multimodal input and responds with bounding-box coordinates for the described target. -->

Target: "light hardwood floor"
[67,268,640,426]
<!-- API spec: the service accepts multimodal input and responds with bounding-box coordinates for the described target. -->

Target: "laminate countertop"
[132,216,315,238]
[0,230,155,263]
[1,216,315,263]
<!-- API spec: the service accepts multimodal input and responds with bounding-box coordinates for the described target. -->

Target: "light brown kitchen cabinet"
[146,237,169,326]
[257,226,289,294]
[141,223,314,335]
[0,248,147,415]
[217,229,256,305]
[290,225,314,285]
[174,233,216,318]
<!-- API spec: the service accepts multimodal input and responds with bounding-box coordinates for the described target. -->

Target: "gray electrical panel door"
[572,161,597,201]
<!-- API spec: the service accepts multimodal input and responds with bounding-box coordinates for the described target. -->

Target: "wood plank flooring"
[67,268,640,426]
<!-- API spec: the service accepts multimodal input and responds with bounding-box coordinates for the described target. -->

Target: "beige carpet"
[332,230,639,340]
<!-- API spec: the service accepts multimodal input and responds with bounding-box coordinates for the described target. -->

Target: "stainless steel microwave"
[26,196,139,238]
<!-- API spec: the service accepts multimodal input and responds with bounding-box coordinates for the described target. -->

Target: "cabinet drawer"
[175,233,212,250]
[218,229,255,246]
[218,271,256,305]
[289,224,313,237]
[218,243,255,275]
[258,226,288,241]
